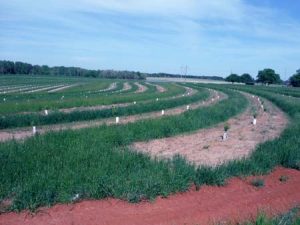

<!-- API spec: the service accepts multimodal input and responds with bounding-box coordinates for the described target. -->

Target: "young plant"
[223,123,230,140]
[251,178,265,188]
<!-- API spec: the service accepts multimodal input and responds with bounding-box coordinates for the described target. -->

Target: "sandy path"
[0,89,221,142]
[91,82,117,93]
[133,93,288,167]
[48,84,78,93]
[59,86,195,113]
[25,85,65,93]
[134,82,148,93]
[113,82,132,93]
[146,82,166,93]
[1,167,299,225]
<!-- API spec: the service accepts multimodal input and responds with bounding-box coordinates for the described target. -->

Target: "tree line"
[0,60,146,80]
[225,68,300,87]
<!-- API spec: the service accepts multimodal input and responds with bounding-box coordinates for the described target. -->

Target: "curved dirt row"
[133,92,288,167]
[111,82,132,93]
[146,82,166,93]
[54,86,193,113]
[1,167,299,225]
[134,82,148,93]
[0,90,223,142]
[47,84,78,93]
[90,82,117,93]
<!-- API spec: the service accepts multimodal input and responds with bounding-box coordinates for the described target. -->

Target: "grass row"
[0,87,209,129]
[0,81,183,114]
[0,87,247,211]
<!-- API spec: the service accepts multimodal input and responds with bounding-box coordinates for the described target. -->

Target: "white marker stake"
[32,126,37,135]
[3,98,6,102]
[186,105,190,110]
[156,98,159,101]
[116,117,119,124]
[133,101,136,104]
[44,110,48,115]
[161,110,165,115]
[253,118,257,125]
[261,105,264,109]
[223,132,227,141]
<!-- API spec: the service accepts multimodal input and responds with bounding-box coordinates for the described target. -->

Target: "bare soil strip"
[134,82,148,93]
[1,167,299,225]
[60,86,195,113]
[92,82,117,93]
[146,82,166,93]
[113,82,132,93]
[25,85,65,93]
[0,90,222,142]
[48,84,78,93]
[133,93,288,167]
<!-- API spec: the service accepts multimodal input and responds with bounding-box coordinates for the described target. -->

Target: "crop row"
[0,86,247,211]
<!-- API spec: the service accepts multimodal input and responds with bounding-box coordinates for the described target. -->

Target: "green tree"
[289,69,300,87]
[240,73,254,83]
[257,69,281,84]
[225,74,240,83]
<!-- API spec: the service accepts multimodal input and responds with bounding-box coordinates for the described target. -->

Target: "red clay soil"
[1,167,299,225]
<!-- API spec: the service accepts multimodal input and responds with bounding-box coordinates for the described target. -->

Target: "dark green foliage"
[289,70,300,87]
[257,69,281,84]
[226,74,241,83]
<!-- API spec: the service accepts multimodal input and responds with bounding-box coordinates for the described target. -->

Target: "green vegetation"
[0,87,209,129]
[1,79,300,213]
[257,69,281,84]
[0,60,146,79]
[0,87,247,211]
[242,207,300,225]
[250,178,265,187]
[0,76,186,114]
[225,73,254,84]
[290,69,300,87]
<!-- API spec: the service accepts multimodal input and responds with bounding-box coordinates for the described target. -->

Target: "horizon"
[1,0,300,79]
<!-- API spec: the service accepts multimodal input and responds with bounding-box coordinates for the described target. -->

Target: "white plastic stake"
[161,110,165,115]
[186,105,190,110]
[223,132,227,141]
[133,101,136,104]
[116,117,119,124]
[253,118,257,125]
[261,105,264,109]
[32,126,37,135]
[3,98,6,102]
[44,110,48,115]
[156,98,159,101]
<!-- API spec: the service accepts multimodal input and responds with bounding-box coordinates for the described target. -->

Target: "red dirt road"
[1,167,299,225]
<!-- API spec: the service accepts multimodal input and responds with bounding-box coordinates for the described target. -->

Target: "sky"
[0,0,300,79]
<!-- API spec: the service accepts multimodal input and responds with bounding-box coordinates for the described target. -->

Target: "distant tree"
[0,60,15,74]
[14,61,32,74]
[256,68,281,84]
[240,73,254,83]
[289,69,300,87]
[225,74,241,83]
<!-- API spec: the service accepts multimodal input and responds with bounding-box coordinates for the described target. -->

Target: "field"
[0,75,300,224]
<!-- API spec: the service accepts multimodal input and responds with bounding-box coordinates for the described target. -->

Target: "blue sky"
[0,0,299,79]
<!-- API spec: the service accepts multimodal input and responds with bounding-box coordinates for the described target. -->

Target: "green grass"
[0,87,247,211]
[1,82,300,212]
[242,207,300,225]
[0,87,209,129]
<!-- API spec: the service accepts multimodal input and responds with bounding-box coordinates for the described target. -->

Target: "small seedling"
[224,123,230,132]
[203,145,210,149]
[251,178,265,187]
[279,175,289,182]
